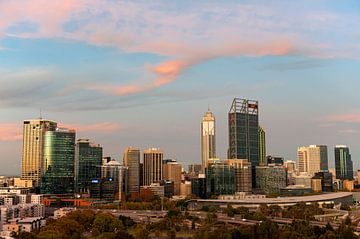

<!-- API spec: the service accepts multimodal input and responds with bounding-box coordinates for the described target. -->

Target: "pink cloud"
[0,122,120,142]
[0,123,22,141]
[324,114,360,123]
[339,129,358,134]
[1,1,353,97]
[63,122,121,134]
[88,40,294,96]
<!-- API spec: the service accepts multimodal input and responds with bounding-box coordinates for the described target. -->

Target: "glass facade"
[123,147,140,193]
[40,129,76,194]
[335,146,353,180]
[229,99,259,188]
[75,139,103,193]
[255,166,287,195]
[259,126,266,165]
[206,162,235,197]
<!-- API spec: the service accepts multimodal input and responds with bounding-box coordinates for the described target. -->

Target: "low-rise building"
[54,207,77,219]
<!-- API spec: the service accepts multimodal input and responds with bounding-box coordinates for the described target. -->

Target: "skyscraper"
[143,148,163,186]
[228,98,259,164]
[101,159,128,201]
[40,128,76,194]
[123,147,140,193]
[228,98,259,187]
[163,160,182,195]
[225,159,252,193]
[75,139,103,193]
[21,119,57,186]
[335,145,353,180]
[206,161,235,197]
[201,108,216,172]
[259,126,266,165]
[298,145,328,175]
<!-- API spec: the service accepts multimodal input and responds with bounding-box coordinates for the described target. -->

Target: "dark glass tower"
[335,145,353,180]
[41,128,76,194]
[228,98,259,187]
[75,139,103,193]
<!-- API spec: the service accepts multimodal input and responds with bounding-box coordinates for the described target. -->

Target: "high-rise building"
[143,148,163,186]
[188,164,202,175]
[228,98,259,187]
[267,155,284,166]
[75,139,103,193]
[224,159,252,193]
[40,128,76,194]
[206,162,235,197]
[255,165,287,195]
[163,161,182,195]
[298,145,328,175]
[259,126,266,165]
[201,109,216,172]
[123,147,140,194]
[21,119,57,186]
[335,145,353,180]
[284,160,297,172]
[312,171,333,192]
[101,159,128,200]
[191,174,207,199]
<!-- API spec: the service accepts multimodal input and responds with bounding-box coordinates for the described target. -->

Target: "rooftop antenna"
[39,108,43,120]
[208,102,210,112]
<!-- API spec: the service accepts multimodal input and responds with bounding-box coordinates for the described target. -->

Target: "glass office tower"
[228,98,259,187]
[335,145,353,180]
[21,119,57,186]
[206,162,235,197]
[75,139,103,193]
[41,128,76,194]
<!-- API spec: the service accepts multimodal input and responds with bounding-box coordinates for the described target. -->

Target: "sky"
[0,0,360,175]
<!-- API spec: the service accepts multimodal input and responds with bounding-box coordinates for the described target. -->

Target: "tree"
[132,225,149,239]
[93,213,124,234]
[67,209,95,230]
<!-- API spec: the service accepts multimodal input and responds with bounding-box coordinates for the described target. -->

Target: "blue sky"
[0,0,360,175]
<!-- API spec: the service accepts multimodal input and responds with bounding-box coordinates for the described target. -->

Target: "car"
[242,219,247,221]
[231,218,235,220]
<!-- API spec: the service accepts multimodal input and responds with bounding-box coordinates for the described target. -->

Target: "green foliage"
[282,203,324,220]
[132,224,149,239]
[118,215,136,228]
[16,231,37,239]
[92,213,124,235]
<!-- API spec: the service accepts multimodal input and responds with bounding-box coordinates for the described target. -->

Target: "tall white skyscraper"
[297,145,328,175]
[21,119,57,186]
[201,108,216,172]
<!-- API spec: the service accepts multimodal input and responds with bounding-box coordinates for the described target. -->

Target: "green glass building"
[335,145,353,180]
[40,128,76,194]
[259,126,266,166]
[228,98,259,187]
[75,139,103,193]
[255,165,287,195]
[206,162,235,197]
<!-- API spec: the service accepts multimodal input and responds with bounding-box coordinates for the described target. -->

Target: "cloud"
[0,121,121,142]
[0,0,359,100]
[339,129,358,134]
[324,114,360,124]
[0,123,22,141]
[261,59,326,71]
[88,39,294,96]
[63,122,121,134]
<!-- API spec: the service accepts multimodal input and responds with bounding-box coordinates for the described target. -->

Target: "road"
[102,209,360,232]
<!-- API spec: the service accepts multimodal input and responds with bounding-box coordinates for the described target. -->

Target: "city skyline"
[1,1,360,174]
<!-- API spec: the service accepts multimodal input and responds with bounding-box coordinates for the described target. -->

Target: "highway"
[102,209,360,232]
